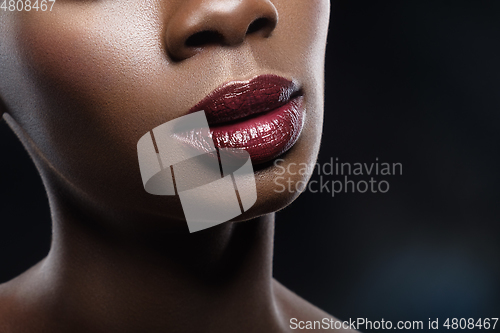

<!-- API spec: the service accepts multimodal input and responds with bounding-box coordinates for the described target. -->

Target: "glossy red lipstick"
[189,75,305,165]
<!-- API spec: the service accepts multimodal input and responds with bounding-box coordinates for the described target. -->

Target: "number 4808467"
[443,318,498,330]
[1,0,56,11]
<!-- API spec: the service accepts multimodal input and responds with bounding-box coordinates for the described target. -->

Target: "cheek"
[276,0,330,49]
[253,0,330,71]
[251,0,329,139]
[17,5,164,112]
[11,8,189,216]
[14,4,175,168]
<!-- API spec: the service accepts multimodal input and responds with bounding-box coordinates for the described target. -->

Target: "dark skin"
[0,0,358,331]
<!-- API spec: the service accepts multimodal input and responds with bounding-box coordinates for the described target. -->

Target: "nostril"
[168,1,279,61]
[246,17,275,36]
[185,30,225,48]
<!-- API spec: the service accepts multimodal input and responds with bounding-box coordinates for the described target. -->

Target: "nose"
[165,0,278,61]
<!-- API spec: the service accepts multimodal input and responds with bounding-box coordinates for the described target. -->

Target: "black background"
[1,1,499,332]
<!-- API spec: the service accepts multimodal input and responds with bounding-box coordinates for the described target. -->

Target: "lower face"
[0,0,330,228]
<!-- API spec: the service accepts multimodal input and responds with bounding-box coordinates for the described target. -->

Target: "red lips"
[189,75,305,165]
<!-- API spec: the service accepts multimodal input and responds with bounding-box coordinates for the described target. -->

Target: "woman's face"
[0,0,330,229]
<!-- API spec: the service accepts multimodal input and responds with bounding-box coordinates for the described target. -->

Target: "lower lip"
[209,96,305,165]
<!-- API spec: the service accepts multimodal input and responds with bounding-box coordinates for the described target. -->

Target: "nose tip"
[165,0,278,61]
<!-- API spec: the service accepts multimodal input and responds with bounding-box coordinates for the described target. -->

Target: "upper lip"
[188,74,302,125]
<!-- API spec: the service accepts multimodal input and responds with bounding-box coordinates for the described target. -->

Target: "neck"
[27,168,280,333]
[34,184,280,332]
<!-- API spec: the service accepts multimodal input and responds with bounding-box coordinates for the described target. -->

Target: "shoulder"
[273,279,360,333]
[0,281,18,333]
[0,265,48,333]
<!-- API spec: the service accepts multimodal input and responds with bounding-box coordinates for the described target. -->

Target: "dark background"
[1,1,499,332]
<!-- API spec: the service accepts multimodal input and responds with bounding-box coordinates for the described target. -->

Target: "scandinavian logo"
[137,111,257,233]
